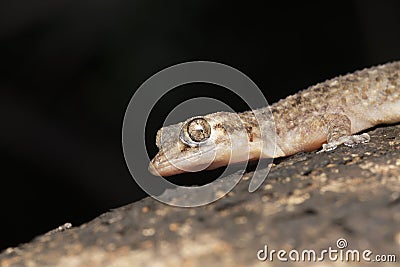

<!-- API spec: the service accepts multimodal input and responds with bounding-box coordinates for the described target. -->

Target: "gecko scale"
[149,62,400,176]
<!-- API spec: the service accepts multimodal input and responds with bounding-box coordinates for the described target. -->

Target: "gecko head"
[148,112,258,176]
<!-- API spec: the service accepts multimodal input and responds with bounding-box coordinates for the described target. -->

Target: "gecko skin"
[149,62,400,176]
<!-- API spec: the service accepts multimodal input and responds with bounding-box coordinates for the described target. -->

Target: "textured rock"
[1,124,399,267]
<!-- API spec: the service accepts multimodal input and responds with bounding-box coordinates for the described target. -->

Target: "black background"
[1,1,400,251]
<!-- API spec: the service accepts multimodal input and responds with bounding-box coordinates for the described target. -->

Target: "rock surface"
[1,124,399,267]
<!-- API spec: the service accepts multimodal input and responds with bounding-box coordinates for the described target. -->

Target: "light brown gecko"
[149,62,400,176]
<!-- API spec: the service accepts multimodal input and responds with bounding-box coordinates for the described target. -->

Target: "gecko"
[149,62,400,176]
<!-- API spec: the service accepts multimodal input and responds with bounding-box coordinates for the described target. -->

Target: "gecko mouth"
[148,147,222,176]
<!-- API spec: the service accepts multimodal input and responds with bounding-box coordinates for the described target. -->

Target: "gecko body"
[149,62,400,176]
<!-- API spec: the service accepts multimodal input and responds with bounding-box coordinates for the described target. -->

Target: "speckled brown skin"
[149,62,400,176]
[270,61,400,155]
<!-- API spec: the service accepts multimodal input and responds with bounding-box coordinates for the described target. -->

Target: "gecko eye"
[179,117,211,146]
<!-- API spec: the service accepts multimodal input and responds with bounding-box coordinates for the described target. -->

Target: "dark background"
[1,1,400,251]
